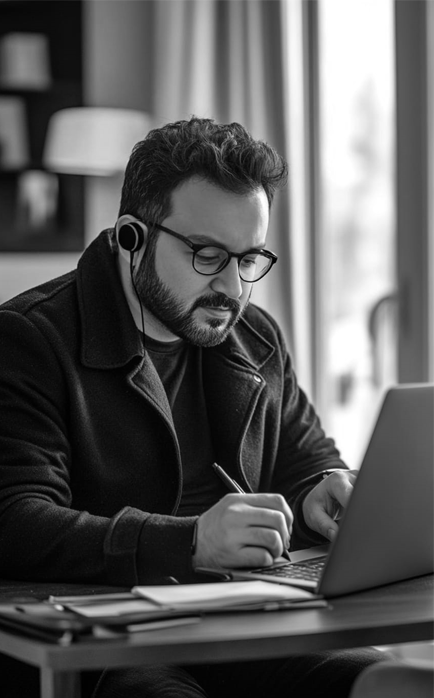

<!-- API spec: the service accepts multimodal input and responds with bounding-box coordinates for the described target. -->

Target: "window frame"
[303,0,433,420]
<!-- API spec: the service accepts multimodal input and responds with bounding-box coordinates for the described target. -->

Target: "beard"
[134,247,249,347]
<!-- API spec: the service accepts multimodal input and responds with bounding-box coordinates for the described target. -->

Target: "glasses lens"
[239,253,273,282]
[193,247,229,275]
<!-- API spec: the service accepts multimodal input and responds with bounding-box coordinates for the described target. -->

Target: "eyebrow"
[188,233,267,250]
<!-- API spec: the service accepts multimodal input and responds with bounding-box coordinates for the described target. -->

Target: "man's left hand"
[302,470,358,542]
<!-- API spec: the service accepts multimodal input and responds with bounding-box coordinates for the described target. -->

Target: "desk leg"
[40,667,81,698]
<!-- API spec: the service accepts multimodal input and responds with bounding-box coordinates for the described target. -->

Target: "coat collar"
[77,230,143,369]
[209,312,275,372]
[77,230,275,372]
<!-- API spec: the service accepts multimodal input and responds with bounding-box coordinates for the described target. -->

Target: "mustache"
[192,293,241,313]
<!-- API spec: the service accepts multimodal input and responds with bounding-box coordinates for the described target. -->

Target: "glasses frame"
[144,221,278,282]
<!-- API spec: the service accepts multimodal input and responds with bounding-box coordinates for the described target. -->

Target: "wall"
[82,0,154,243]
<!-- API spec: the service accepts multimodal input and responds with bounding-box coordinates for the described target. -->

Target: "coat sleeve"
[261,312,349,550]
[0,310,197,585]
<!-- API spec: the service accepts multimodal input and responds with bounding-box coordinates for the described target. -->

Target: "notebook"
[199,383,434,597]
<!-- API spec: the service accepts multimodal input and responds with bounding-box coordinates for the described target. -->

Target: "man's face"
[135,177,269,347]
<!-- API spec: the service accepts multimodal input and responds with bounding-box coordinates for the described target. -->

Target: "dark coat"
[0,231,345,585]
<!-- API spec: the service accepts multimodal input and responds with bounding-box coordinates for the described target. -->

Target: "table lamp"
[43,107,151,176]
[42,107,151,239]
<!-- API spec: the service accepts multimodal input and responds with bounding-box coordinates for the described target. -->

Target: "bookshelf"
[0,0,84,252]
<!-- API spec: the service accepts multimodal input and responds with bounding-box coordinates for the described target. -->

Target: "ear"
[115,214,148,263]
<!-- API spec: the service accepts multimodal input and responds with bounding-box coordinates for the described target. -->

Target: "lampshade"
[43,107,151,176]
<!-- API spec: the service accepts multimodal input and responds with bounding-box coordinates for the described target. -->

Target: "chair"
[350,659,434,698]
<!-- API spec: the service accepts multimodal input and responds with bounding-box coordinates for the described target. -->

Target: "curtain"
[150,0,297,368]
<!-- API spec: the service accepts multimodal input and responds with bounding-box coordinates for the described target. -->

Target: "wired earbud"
[115,215,147,340]
[117,220,146,253]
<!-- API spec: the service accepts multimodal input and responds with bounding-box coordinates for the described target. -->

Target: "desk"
[0,575,432,698]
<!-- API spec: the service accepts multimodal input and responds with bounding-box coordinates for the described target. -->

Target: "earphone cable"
[129,252,146,345]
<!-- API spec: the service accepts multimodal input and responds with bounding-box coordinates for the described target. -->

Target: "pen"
[212,462,245,493]
[211,462,292,562]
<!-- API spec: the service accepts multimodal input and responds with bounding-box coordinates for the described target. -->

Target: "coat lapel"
[203,318,275,491]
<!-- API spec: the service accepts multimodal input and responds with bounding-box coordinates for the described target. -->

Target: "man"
[0,118,386,696]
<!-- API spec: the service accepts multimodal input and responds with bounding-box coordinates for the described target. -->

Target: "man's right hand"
[192,493,293,569]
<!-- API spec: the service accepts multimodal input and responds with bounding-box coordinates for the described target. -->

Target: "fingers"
[302,470,358,542]
[229,493,294,537]
[312,505,340,542]
[222,494,293,555]
[323,470,357,510]
[231,545,276,569]
[234,514,290,557]
[192,493,294,569]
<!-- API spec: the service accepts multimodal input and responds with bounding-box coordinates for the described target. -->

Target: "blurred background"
[0,0,432,472]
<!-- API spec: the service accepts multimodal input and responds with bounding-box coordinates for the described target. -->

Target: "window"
[316,0,397,466]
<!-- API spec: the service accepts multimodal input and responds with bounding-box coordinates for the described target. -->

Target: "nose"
[209,258,244,299]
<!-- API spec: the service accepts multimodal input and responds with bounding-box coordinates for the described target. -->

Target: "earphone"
[115,215,147,338]
[117,218,146,253]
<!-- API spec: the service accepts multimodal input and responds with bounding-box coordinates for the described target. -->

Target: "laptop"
[201,384,434,597]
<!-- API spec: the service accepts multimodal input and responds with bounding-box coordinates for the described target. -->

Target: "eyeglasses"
[145,221,278,282]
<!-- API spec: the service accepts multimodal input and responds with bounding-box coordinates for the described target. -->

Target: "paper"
[47,581,322,622]
[65,598,159,618]
[132,581,316,611]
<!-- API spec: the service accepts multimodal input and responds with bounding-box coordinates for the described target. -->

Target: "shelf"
[0,83,51,94]
[0,0,84,252]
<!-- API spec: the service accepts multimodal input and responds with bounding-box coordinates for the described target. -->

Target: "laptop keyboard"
[252,556,328,582]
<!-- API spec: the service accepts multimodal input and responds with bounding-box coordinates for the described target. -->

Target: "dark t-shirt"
[145,335,227,516]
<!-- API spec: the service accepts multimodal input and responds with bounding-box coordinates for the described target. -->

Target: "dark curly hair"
[118,117,288,227]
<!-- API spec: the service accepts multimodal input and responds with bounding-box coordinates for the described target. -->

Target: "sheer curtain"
[151,0,302,376]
